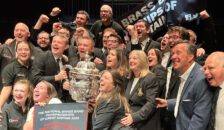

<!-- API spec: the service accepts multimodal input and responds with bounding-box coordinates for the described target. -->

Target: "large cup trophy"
[65,54,100,102]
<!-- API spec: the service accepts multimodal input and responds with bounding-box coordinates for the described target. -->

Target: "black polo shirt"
[1,100,28,130]
[2,59,32,87]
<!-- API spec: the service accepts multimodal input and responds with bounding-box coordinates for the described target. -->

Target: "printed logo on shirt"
[3,53,12,59]
[17,73,26,77]
[9,118,19,124]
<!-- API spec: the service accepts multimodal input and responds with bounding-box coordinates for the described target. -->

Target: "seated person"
[93,70,135,130]
[1,79,33,130]
[23,81,61,130]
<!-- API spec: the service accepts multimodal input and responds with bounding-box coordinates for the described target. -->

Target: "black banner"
[117,0,206,34]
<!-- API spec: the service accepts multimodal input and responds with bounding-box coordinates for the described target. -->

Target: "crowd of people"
[0,3,223,130]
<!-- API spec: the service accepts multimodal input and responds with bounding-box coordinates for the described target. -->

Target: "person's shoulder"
[48,98,62,104]
[92,20,101,25]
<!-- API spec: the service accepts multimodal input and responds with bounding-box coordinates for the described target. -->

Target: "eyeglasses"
[100,10,110,14]
[169,35,180,40]
[107,40,118,43]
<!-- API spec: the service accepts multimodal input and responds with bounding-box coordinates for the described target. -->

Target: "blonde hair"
[129,50,150,78]
[13,79,33,107]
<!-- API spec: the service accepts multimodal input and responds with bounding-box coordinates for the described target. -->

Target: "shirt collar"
[220,82,224,89]
[141,37,150,47]
[180,62,196,81]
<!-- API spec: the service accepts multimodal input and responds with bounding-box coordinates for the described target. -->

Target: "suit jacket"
[31,51,67,99]
[68,46,106,71]
[125,72,161,130]
[167,63,213,130]
[130,38,161,53]
[93,98,136,130]
[151,65,167,98]
[160,68,180,130]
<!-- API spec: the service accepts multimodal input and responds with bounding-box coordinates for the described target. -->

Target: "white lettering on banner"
[120,0,177,30]
[120,1,154,27]
[185,13,198,21]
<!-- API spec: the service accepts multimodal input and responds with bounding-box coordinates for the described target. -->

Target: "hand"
[39,14,49,23]
[120,113,133,126]
[94,57,103,64]
[196,48,205,57]
[4,38,14,46]
[37,102,47,107]
[126,25,138,39]
[55,70,68,81]
[62,54,69,62]
[52,22,62,32]
[63,81,70,91]
[200,10,210,20]
[155,98,168,108]
[50,7,61,16]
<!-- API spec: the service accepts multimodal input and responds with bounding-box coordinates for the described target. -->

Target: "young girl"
[1,79,33,130]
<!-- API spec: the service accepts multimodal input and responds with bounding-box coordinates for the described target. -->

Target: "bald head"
[203,51,224,87]
[14,22,30,42]
[100,5,113,14]
[207,52,224,66]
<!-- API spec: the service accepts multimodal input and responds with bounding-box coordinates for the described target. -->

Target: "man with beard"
[90,4,125,48]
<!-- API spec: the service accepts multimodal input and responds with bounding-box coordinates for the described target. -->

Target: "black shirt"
[2,59,32,87]
[1,59,32,103]
[1,101,28,130]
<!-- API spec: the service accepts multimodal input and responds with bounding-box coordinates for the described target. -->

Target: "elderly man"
[156,42,213,130]
[90,4,125,48]
[202,52,224,130]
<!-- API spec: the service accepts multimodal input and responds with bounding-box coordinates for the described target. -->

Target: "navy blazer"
[167,63,213,130]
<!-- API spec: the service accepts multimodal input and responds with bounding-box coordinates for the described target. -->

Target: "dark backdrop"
[0,0,223,51]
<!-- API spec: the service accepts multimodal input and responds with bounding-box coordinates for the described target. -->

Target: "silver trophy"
[65,54,100,102]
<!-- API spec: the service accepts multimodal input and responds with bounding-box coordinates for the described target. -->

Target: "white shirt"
[130,78,139,94]
[215,82,224,130]
[131,37,150,51]
[161,52,171,68]
[174,62,196,117]
[26,98,62,122]
[165,66,172,99]
[54,56,63,70]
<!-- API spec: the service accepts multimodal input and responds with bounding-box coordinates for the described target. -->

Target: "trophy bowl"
[66,54,100,102]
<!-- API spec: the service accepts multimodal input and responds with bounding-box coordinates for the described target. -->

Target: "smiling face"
[171,43,194,74]
[161,34,170,52]
[13,82,29,106]
[99,71,114,93]
[37,32,50,48]
[16,42,31,64]
[129,52,141,72]
[77,37,94,58]
[107,36,119,50]
[51,35,67,57]
[107,49,118,69]
[147,49,159,68]
[203,53,224,87]
[14,23,30,42]
[75,13,88,27]
[100,5,112,23]
[33,82,49,103]
[134,21,149,41]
